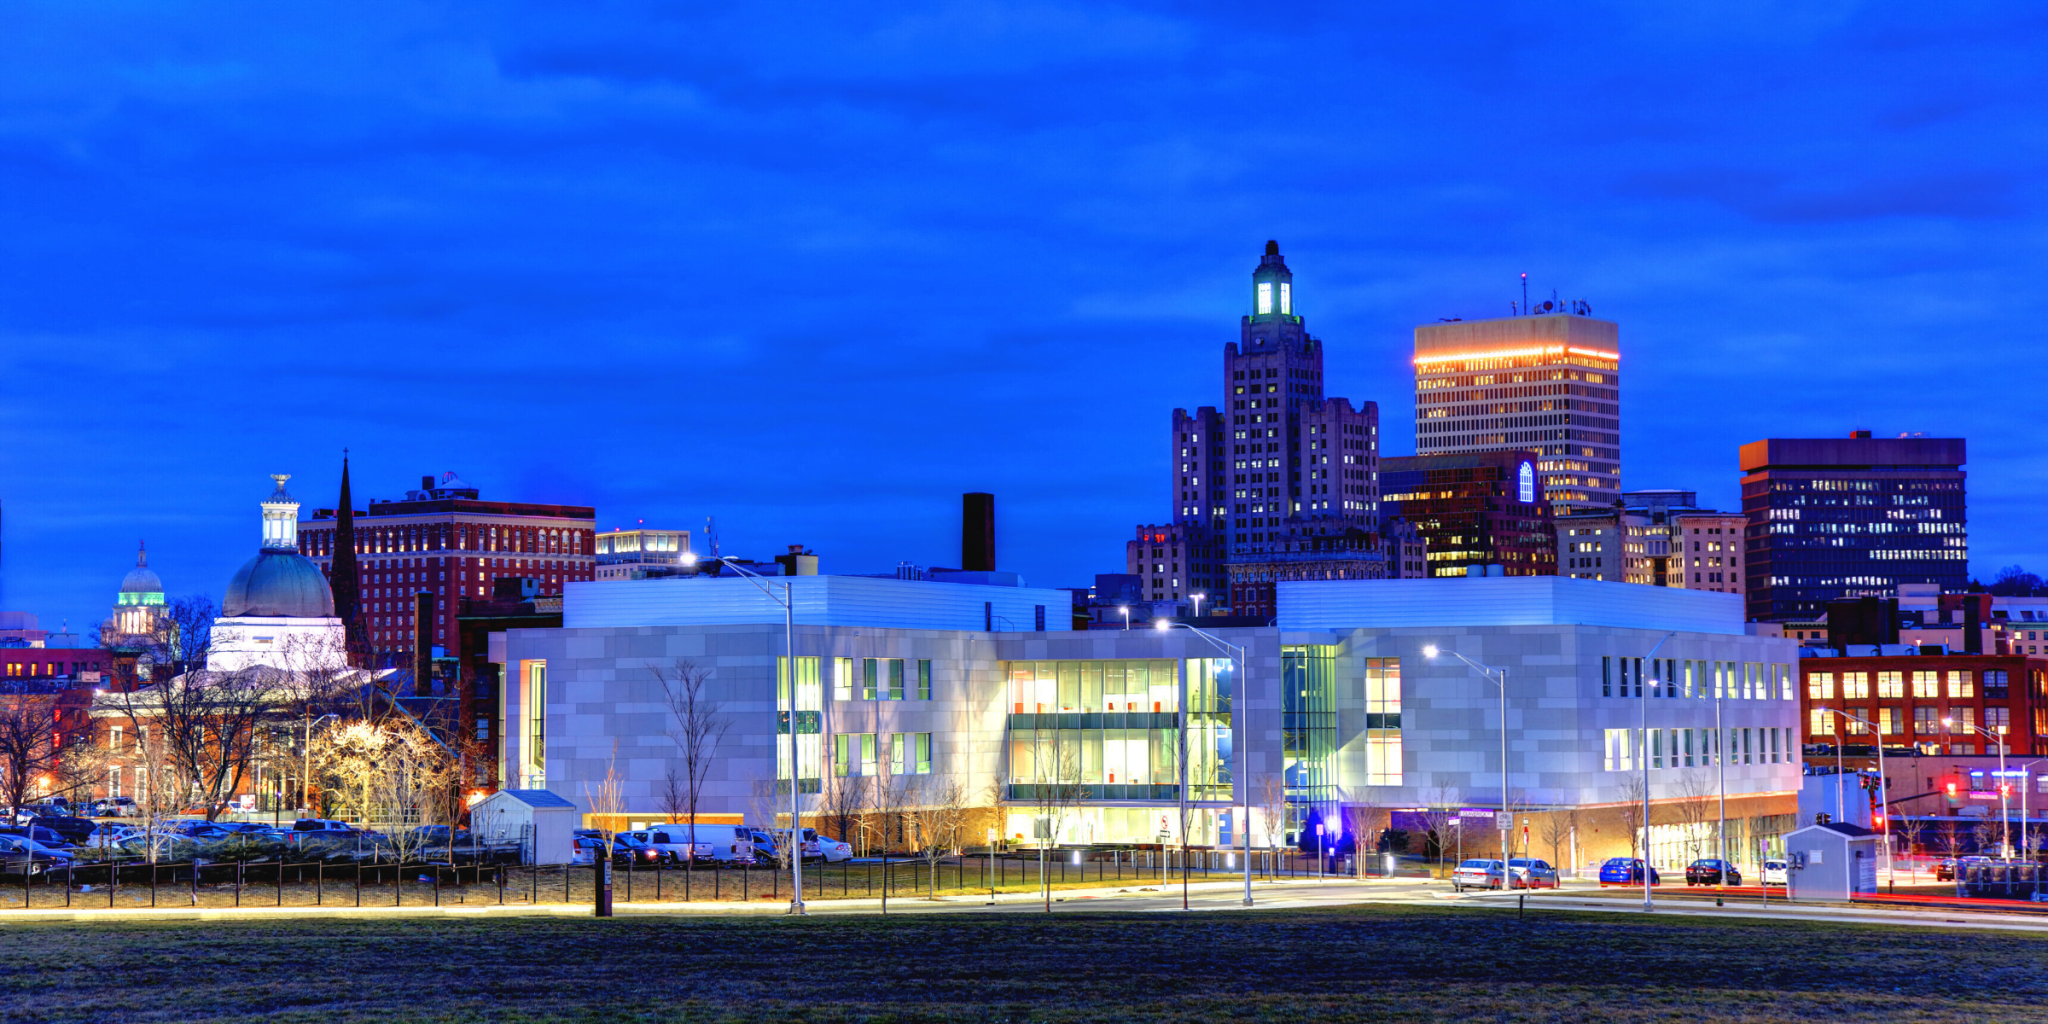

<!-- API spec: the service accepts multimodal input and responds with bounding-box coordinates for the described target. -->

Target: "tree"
[1026,727,1086,911]
[583,740,626,848]
[908,777,971,898]
[0,686,85,814]
[1616,772,1648,860]
[1671,769,1717,863]
[1255,772,1289,875]
[1412,786,1459,879]
[315,716,457,863]
[1536,807,1580,881]
[652,659,727,861]
[820,773,871,855]
[1990,565,2048,597]
[1341,791,1382,878]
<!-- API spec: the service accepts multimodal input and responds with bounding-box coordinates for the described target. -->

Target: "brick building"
[1381,450,1556,577]
[1800,652,2046,758]
[298,468,595,673]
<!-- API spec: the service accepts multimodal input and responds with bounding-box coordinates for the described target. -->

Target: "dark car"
[29,816,97,845]
[1598,857,1661,886]
[0,825,77,851]
[1684,858,1742,886]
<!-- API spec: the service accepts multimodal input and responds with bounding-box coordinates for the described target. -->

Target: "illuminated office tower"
[1413,311,1620,515]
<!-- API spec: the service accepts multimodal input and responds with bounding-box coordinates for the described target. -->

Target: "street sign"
[1495,812,1514,831]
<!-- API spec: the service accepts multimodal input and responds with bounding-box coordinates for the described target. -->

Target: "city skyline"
[3,5,2045,630]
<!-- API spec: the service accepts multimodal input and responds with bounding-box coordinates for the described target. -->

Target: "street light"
[1946,716,2010,859]
[1636,633,1675,910]
[1828,708,1891,886]
[1423,644,1511,891]
[702,553,807,915]
[1191,594,1205,619]
[1119,606,1130,631]
[1156,619,1252,907]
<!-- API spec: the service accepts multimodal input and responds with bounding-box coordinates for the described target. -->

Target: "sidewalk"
[0,876,1335,924]
[1448,887,2048,934]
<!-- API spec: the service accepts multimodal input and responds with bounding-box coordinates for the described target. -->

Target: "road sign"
[1495,812,1514,831]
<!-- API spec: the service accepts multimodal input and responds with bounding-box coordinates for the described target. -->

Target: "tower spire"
[332,452,368,667]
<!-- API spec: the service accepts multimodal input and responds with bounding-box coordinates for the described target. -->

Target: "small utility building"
[471,788,579,865]
[1784,820,1880,901]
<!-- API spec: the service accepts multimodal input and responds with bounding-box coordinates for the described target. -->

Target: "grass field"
[2,904,2044,1022]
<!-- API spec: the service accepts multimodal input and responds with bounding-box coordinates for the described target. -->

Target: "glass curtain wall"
[777,656,823,794]
[1004,660,1180,801]
[1186,658,1235,801]
[1281,645,1336,836]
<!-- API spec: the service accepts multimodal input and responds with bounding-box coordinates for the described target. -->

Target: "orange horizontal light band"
[1566,347,1621,360]
[1413,345,1561,365]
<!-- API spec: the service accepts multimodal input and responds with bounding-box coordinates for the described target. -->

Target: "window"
[917,660,933,701]
[1364,657,1401,785]
[1914,706,1938,734]
[1809,709,1834,735]
[888,733,930,775]
[832,733,877,777]
[1911,671,1939,698]
[108,725,123,752]
[1807,672,1833,699]
[1257,281,1273,314]
[1948,671,1975,699]
[1603,728,1635,771]
[1841,672,1870,699]
[1987,707,2010,735]
[1878,707,1899,735]
[833,657,854,701]
[107,766,122,799]
[1844,709,1870,734]
[1951,707,1976,732]
[1985,670,2010,699]
[1876,671,1903,698]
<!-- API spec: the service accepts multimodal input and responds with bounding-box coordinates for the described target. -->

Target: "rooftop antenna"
[706,515,720,559]
[1521,273,1528,317]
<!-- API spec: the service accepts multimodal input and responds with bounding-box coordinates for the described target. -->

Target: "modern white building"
[493,573,1801,859]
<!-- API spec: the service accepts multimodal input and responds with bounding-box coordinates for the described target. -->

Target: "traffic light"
[1945,781,1958,797]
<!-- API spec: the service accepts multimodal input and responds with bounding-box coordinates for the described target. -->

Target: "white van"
[645,824,751,863]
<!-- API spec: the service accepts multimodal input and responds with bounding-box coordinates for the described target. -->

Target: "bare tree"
[652,659,727,857]
[1536,807,1580,882]
[865,773,905,859]
[583,740,626,848]
[1412,786,1459,879]
[1026,728,1086,910]
[745,779,787,867]
[0,686,90,815]
[821,773,871,854]
[1616,772,1648,861]
[1255,772,1289,873]
[316,716,457,863]
[908,777,971,898]
[1670,770,1716,864]
[660,767,688,825]
[1342,792,1383,878]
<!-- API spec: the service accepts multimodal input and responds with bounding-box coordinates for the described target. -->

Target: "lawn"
[2,904,2043,1022]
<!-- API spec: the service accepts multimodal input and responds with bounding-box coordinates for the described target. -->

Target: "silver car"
[1505,858,1559,889]
[1452,858,1505,891]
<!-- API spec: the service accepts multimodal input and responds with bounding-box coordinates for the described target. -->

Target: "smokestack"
[962,492,995,571]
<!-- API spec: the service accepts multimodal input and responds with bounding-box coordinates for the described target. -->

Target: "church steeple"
[332,453,369,667]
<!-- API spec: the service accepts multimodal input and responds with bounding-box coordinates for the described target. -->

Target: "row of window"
[830,732,933,777]
[1807,705,2007,736]
[1602,727,1795,770]
[1601,658,1793,700]
[1806,670,2007,700]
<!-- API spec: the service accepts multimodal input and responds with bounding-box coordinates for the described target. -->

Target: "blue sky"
[3,2,2045,631]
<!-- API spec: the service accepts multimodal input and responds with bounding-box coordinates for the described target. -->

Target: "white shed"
[471,789,579,865]
[1784,820,1880,902]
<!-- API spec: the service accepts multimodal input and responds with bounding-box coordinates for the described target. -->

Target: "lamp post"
[2019,759,2043,877]
[1119,606,1130,631]
[1156,619,1252,906]
[1829,708,1889,884]
[1637,633,1675,910]
[1191,594,1205,620]
[1423,645,1510,890]
[692,553,805,914]
[1946,717,2009,858]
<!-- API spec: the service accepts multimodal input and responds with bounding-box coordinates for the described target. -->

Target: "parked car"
[1505,858,1560,889]
[643,824,738,863]
[83,823,143,847]
[0,826,77,851]
[1598,857,1661,886]
[292,818,351,833]
[1684,858,1743,886]
[1935,855,1992,881]
[800,828,855,864]
[0,834,74,875]
[29,816,97,845]
[92,797,139,818]
[1451,858,1505,891]
[1762,859,1788,886]
[570,835,607,865]
[611,832,663,864]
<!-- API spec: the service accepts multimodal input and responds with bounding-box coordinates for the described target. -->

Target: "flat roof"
[1277,576,1749,636]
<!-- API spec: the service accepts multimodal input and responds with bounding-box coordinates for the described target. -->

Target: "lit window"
[1256,282,1273,314]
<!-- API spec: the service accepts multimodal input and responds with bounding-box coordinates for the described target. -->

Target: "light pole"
[1192,594,1205,620]
[1119,606,1130,631]
[693,553,805,914]
[1829,708,1889,884]
[1156,619,1252,906]
[1423,645,1510,890]
[302,713,337,819]
[1946,717,2009,858]
[1636,633,1675,910]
